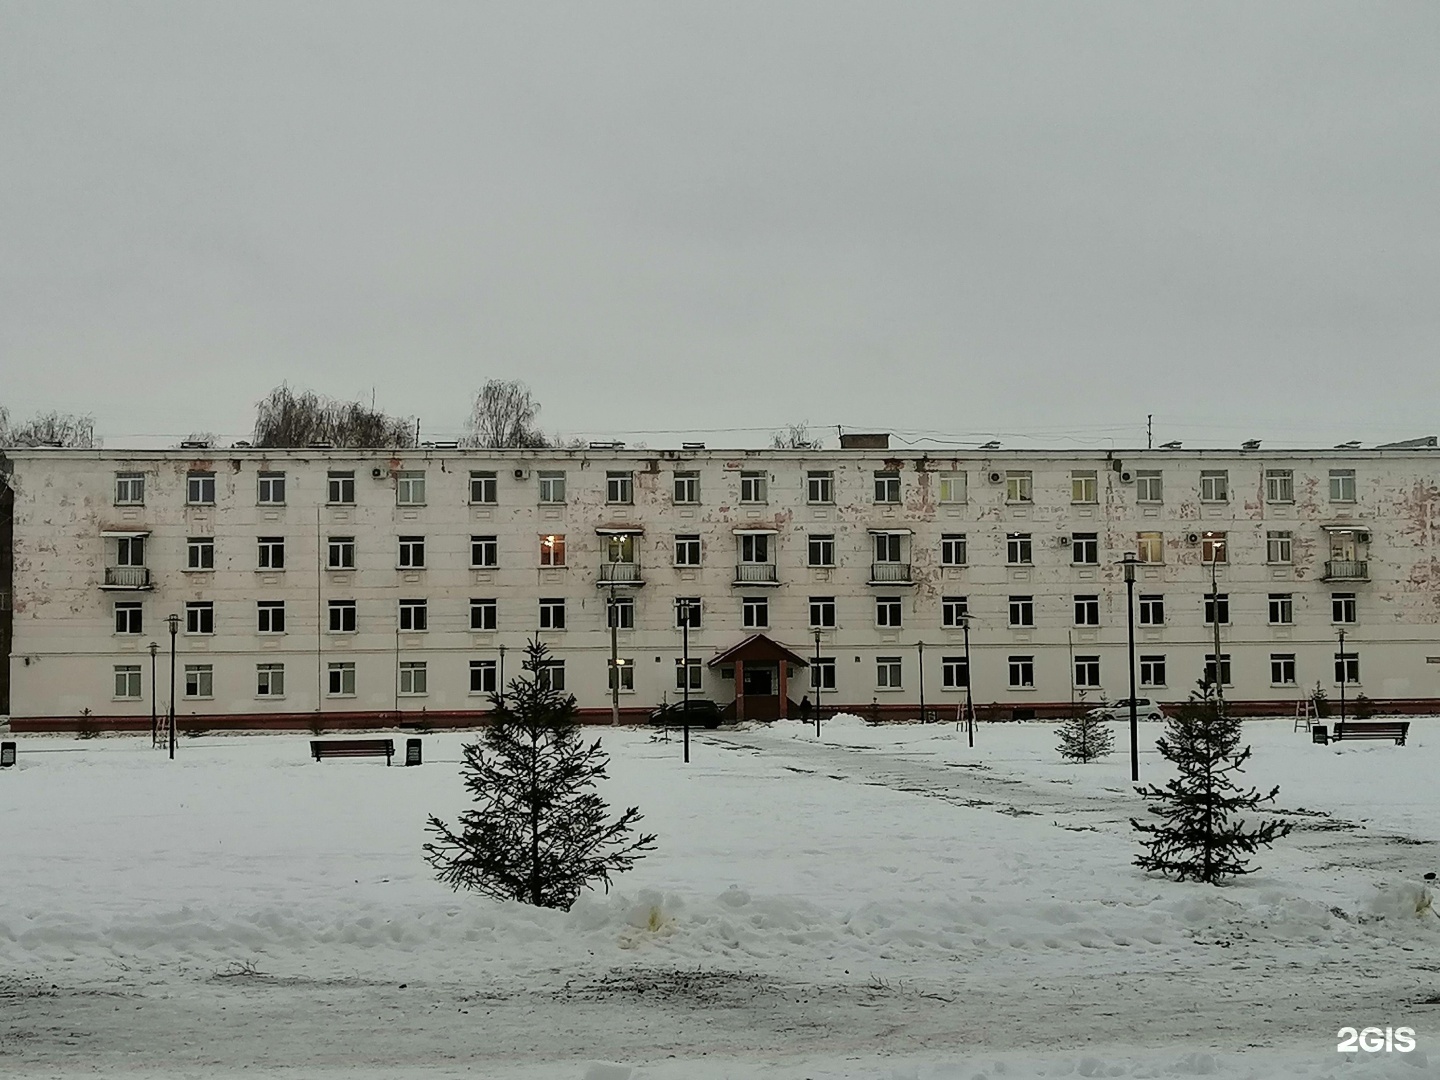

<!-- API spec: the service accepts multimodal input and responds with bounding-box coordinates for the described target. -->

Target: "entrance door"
[742,665,774,696]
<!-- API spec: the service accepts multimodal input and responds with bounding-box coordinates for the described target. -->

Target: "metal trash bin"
[0,741,15,768]
[1312,725,1328,745]
[405,738,422,766]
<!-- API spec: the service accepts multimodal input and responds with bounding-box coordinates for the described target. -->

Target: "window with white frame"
[941,534,967,566]
[1005,470,1032,503]
[806,470,834,503]
[1138,594,1165,625]
[470,598,497,631]
[257,536,285,570]
[1334,651,1360,684]
[606,471,633,504]
[1266,530,1293,564]
[1006,533,1032,565]
[114,601,143,635]
[1271,654,1296,686]
[809,657,836,691]
[1009,595,1034,627]
[942,655,968,689]
[875,596,902,627]
[327,536,355,569]
[327,471,355,504]
[809,596,836,628]
[1204,593,1230,625]
[807,534,835,567]
[1071,533,1099,564]
[114,664,143,699]
[742,596,769,629]
[115,472,145,505]
[1071,470,1097,503]
[184,663,214,698]
[327,661,356,696]
[469,471,497,504]
[739,533,770,563]
[396,471,426,505]
[538,471,566,503]
[1199,470,1228,502]
[1139,654,1166,687]
[942,595,969,628]
[398,599,428,632]
[470,535,498,567]
[1074,595,1100,626]
[328,599,356,633]
[536,660,566,693]
[118,535,147,567]
[257,662,285,697]
[1009,655,1035,688]
[1268,593,1293,625]
[675,597,702,629]
[673,471,700,504]
[873,533,902,563]
[398,536,425,569]
[399,660,428,695]
[1073,655,1101,688]
[257,600,286,634]
[1137,532,1163,564]
[1135,470,1162,503]
[676,658,704,691]
[257,472,286,505]
[1203,653,1232,688]
[469,660,497,695]
[1264,469,1294,503]
[939,472,966,504]
[185,601,214,635]
[740,471,767,503]
[876,656,903,689]
[874,471,900,503]
[1329,469,1356,503]
[1332,592,1357,624]
[607,660,635,693]
[187,471,216,505]
[539,598,566,630]
[606,595,634,629]
[1201,531,1227,564]
[675,535,701,566]
[539,533,566,567]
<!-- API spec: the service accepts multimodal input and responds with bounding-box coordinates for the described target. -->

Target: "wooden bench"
[1329,721,1410,746]
[310,738,395,765]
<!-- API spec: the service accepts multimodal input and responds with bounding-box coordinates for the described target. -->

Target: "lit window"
[1201,531,1227,564]
[1136,532,1163,564]
[540,534,566,567]
[1071,471,1097,504]
[938,472,966,504]
[607,660,634,693]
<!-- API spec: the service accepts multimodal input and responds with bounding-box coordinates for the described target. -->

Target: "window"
[257,536,285,570]
[257,472,286,505]
[539,534,566,567]
[469,471,498,504]
[185,602,214,635]
[809,657,836,691]
[1008,595,1034,627]
[538,471,566,503]
[1203,653,1232,688]
[1137,532,1163,564]
[875,596,902,627]
[257,600,286,634]
[1332,592,1357,624]
[606,596,634,629]
[397,470,426,505]
[607,660,635,693]
[328,536,355,570]
[398,536,425,569]
[399,661,427,695]
[187,471,215,505]
[184,664,214,699]
[807,534,835,567]
[1265,469,1294,504]
[606,471,633,504]
[180,537,214,571]
[876,656,903,689]
[1005,471,1032,502]
[1204,593,1230,625]
[1271,654,1296,686]
[1071,470,1097,503]
[1074,595,1100,626]
[327,471,355,504]
[1071,533,1100,564]
[941,534,968,566]
[1135,470,1162,503]
[942,656,968,689]
[742,597,769,629]
[114,664,142,699]
[1199,470,1228,503]
[942,595,969,628]
[536,660,565,693]
[1201,531,1227,564]
[398,599,428,632]
[1006,533,1032,565]
[740,471,767,503]
[257,663,285,697]
[874,471,900,503]
[675,597,702,629]
[873,533,902,563]
[1139,654,1166,687]
[1335,652,1360,684]
[1266,531,1293,564]
[327,662,356,696]
[470,535,498,567]
[673,471,700,503]
[1268,593,1293,625]
[809,596,836,628]
[676,658,704,691]
[470,598,497,631]
[1329,469,1356,503]
[807,470,834,503]
[469,660,497,695]
[1009,655,1035,688]
[1074,655,1101,688]
[114,601,142,635]
[740,533,770,563]
[118,535,147,567]
[675,535,701,566]
[115,472,145,505]
[539,598,566,630]
[939,472,967,504]
[328,600,356,633]
[1138,594,1165,626]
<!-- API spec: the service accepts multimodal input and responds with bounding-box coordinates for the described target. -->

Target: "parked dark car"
[648,699,724,729]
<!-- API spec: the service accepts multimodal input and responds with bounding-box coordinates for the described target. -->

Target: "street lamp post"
[1338,628,1347,724]
[165,613,180,760]
[961,614,975,747]
[1122,552,1140,782]
[917,640,926,722]
[681,603,691,764]
[148,641,159,748]
[609,584,620,727]
[497,643,506,711]
[813,628,822,738]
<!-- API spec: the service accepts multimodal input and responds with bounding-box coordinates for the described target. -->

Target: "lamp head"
[165,613,180,634]
[1121,551,1138,583]
[148,641,158,656]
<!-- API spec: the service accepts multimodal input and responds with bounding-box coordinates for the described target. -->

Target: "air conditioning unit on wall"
[1118,469,1135,483]
[1056,535,1071,547]
[371,467,384,479]
[513,468,529,480]
[1185,531,1201,545]
[987,470,1004,484]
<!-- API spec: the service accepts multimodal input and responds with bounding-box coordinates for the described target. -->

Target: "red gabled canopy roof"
[706,633,812,669]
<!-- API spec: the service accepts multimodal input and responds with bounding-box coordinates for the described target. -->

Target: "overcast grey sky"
[3,2,1438,449]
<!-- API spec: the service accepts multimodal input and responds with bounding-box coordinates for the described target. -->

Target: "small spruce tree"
[424,637,656,910]
[1131,684,1292,884]
[1056,705,1114,763]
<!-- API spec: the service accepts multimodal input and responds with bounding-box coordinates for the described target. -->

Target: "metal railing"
[870,562,912,583]
[1324,559,1368,581]
[598,561,642,584]
[734,563,778,583]
[103,566,152,588]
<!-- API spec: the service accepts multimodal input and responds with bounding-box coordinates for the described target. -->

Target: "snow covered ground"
[1,715,1437,1079]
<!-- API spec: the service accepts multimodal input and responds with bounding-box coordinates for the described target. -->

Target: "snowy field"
[1,715,1438,1079]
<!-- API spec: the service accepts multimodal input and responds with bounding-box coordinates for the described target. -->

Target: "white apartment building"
[4,438,1440,731]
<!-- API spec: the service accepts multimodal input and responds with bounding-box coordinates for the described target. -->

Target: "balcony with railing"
[869,562,913,584]
[102,566,152,590]
[1323,559,1369,582]
[597,561,644,586]
[734,562,779,585]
